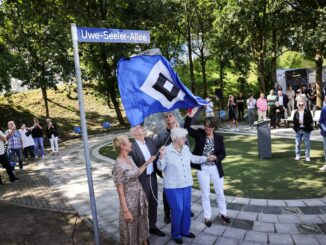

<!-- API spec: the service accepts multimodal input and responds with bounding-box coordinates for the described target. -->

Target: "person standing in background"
[6,121,24,171]
[45,119,59,155]
[267,89,277,118]
[227,95,238,131]
[205,98,214,117]
[20,124,35,159]
[256,93,268,121]
[247,93,256,129]
[31,118,44,158]
[286,85,295,116]
[319,106,326,171]
[293,100,313,162]
[236,93,244,121]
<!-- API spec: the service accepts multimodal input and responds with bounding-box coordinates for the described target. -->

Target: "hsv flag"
[117,55,207,126]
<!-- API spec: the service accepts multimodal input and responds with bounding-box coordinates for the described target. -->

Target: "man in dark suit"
[276,89,289,110]
[130,126,165,237]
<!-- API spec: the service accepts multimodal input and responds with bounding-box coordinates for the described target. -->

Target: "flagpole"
[71,23,101,245]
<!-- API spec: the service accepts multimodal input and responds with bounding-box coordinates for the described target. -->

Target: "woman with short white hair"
[157,128,216,244]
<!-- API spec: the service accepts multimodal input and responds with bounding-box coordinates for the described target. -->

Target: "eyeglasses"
[298,104,304,106]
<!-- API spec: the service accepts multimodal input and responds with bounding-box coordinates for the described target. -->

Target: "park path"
[1,125,326,245]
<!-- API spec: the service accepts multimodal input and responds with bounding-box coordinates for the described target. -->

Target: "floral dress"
[112,158,148,245]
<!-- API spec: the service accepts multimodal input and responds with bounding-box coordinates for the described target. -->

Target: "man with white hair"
[6,121,24,171]
[129,126,165,237]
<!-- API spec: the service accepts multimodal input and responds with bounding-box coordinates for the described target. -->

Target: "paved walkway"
[1,125,326,245]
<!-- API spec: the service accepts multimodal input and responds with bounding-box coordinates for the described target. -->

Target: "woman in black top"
[184,108,230,227]
[45,119,59,155]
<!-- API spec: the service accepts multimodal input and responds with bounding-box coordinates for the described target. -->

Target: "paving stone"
[253,222,275,233]
[258,213,279,223]
[238,212,258,221]
[203,224,226,236]
[285,200,306,207]
[192,233,217,245]
[243,205,262,213]
[239,241,261,245]
[278,214,301,224]
[228,202,245,211]
[214,237,238,245]
[269,233,294,245]
[281,206,301,214]
[225,196,235,203]
[190,220,207,233]
[268,200,287,207]
[317,223,326,234]
[231,219,254,230]
[249,199,267,206]
[298,214,323,224]
[275,223,299,234]
[223,227,246,240]
[299,206,323,215]
[244,230,268,243]
[302,199,325,206]
[261,206,282,214]
[319,206,326,214]
[320,198,326,205]
[232,197,250,205]
[291,234,320,245]
[315,234,326,244]
[318,214,326,223]
[227,210,240,219]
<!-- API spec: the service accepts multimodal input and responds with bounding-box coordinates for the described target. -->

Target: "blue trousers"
[164,186,192,239]
[33,137,44,157]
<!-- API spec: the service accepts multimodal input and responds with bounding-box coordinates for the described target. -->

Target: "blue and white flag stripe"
[117,55,207,126]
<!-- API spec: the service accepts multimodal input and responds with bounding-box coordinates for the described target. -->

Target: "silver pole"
[70,23,101,245]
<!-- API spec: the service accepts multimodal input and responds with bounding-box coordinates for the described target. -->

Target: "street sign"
[76,27,150,43]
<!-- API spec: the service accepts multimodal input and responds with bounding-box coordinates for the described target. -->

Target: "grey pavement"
[1,125,326,245]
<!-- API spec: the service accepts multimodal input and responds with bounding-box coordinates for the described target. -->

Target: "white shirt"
[0,130,5,155]
[135,139,153,175]
[19,129,35,148]
[278,96,284,106]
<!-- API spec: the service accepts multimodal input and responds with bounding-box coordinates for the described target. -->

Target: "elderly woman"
[45,119,59,155]
[112,135,156,245]
[185,110,230,228]
[157,128,216,244]
[293,100,313,162]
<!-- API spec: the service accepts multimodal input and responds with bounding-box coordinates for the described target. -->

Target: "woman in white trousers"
[45,119,59,154]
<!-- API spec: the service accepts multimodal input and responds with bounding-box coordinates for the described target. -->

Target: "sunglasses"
[298,104,304,106]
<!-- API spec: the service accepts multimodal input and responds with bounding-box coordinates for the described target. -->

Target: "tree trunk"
[99,47,125,125]
[271,29,277,89]
[201,56,207,98]
[219,57,225,107]
[315,48,323,109]
[186,19,196,93]
[41,86,49,118]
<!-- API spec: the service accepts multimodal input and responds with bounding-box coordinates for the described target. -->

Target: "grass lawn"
[99,134,326,199]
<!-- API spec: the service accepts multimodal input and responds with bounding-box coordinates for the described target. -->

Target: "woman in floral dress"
[112,135,156,245]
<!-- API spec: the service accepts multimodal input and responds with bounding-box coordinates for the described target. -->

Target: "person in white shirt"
[247,94,256,129]
[205,98,214,117]
[20,124,35,159]
[286,86,295,116]
[130,126,165,237]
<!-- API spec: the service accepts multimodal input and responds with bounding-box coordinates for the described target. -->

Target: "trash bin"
[254,120,272,159]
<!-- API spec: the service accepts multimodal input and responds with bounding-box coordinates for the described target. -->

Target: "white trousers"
[197,165,227,219]
[50,135,59,153]
[257,110,266,121]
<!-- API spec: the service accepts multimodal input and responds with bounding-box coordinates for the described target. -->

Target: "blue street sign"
[76,27,150,43]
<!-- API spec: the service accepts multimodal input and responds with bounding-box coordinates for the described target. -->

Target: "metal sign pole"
[71,23,100,245]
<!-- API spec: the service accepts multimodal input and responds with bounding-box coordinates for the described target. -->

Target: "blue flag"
[117,55,208,126]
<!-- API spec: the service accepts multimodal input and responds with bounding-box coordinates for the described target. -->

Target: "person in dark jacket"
[293,100,313,162]
[184,108,230,227]
[31,118,44,158]
[45,119,59,155]
[271,101,285,129]
[319,106,326,171]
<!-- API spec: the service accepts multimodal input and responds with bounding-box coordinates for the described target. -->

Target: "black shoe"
[149,227,165,237]
[173,238,183,244]
[205,219,212,227]
[164,214,171,224]
[221,214,230,224]
[191,211,194,217]
[183,232,195,238]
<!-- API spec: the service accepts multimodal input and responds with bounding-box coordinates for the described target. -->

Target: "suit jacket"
[184,116,226,178]
[277,94,288,107]
[130,137,158,183]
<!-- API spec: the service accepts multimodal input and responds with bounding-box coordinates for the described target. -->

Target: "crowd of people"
[112,111,230,245]
[0,117,59,186]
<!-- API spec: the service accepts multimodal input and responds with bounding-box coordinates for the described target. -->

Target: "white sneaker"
[295,156,300,161]
[306,157,311,162]
[319,165,326,171]
[235,128,240,131]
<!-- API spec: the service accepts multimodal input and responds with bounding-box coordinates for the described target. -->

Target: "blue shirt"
[157,144,206,189]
